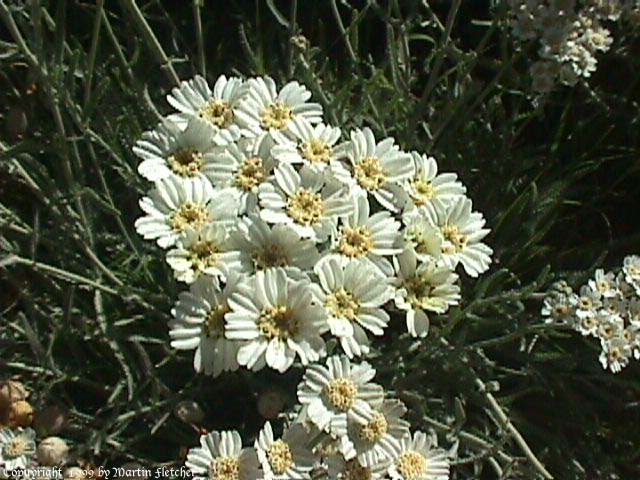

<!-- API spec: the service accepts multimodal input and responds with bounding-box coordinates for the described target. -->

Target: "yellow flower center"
[5,437,29,457]
[168,149,203,177]
[581,316,597,330]
[203,304,230,339]
[553,304,569,317]
[267,440,294,475]
[396,451,428,480]
[258,306,298,340]
[326,378,358,412]
[343,460,372,480]
[209,456,240,480]
[261,103,293,130]
[188,240,220,271]
[301,139,332,164]
[578,297,593,310]
[254,244,288,270]
[354,156,386,192]
[411,179,434,205]
[326,288,359,320]
[287,189,324,226]
[171,202,210,232]
[359,412,388,443]
[200,100,234,128]
[404,276,438,311]
[339,227,374,258]
[609,347,622,361]
[235,156,266,192]
[442,224,467,253]
[599,324,615,339]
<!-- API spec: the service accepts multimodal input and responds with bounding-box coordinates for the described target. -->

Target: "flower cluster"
[185,355,450,480]
[541,255,640,372]
[508,0,636,92]
[133,74,492,376]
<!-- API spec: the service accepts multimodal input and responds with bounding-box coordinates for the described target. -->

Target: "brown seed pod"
[37,436,70,466]
[0,380,29,409]
[6,399,34,427]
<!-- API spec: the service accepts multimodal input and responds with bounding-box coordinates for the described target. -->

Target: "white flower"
[344,399,410,467]
[402,153,466,217]
[229,215,320,276]
[166,224,247,284]
[270,117,352,181]
[203,136,275,214]
[328,194,404,277]
[185,429,261,480]
[588,268,618,299]
[599,336,632,373]
[169,275,243,377]
[167,74,246,143]
[345,128,414,212]
[422,197,492,277]
[135,177,238,249]
[0,427,36,471]
[402,214,443,263]
[622,324,640,360]
[226,268,327,373]
[623,254,640,293]
[575,285,602,319]
[394,251,460,338]
[311,258,392,358]
[259,163,353,241]
[236,77,323,137]
[255,422,315,480]
[388,431,449,480]
[134,118,218,182]
[541,291,578,325]
[297,355,384,438]
[574,309,607,337]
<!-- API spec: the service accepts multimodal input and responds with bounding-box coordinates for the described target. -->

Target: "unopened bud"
[174,400,204,424]
[0,380,29,409]
[37,437,70,466]
[6,400,34,427]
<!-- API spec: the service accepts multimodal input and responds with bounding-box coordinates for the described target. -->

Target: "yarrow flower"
[389,431,450,480]
[0,427,36,470]
[542,254,640,373]
[185,429,261,480]
[255,422,315,480]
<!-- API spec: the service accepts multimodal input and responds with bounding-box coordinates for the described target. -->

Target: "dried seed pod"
[174,400,204,424]
[0,380,29,409]
[37,436,70,466]
[6,399,34,427]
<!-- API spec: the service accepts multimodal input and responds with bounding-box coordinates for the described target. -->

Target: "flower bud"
[6,399,34,427]
[37,437,70,466]
[174,400,204,424]
[0,380,29,409]
[35,406,68,436]
[257,389,286,420]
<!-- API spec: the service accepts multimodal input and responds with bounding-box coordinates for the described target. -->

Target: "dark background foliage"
[1,1,639,479]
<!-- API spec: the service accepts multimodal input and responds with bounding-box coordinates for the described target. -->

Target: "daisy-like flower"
[345,128,414,212]
[344,399,410,467]
[326,454,390,480]
[297,355,384,438]
[402,153,466,219]
[541,291,578,325]
[229,215,319,276]
[169,275,243,377]
[203,136,275,214]
[329,194,404,277]
[225,268,327,373]
[311,258,392,358]
[422,197,492,277]
[135,176,238,249]
[259,163,353,241]
[167,75,246,143]
[166,224,247,284]
[394,251,460,338]
[388,431,450,480]
[0,427,36,470]
[622,324,640,360]
[270,117,352,181]
[575,285,602,319]
[236,76,323,137]
[623,254,640,293]
[588,268,618,299]
[185,429,261,480]
[402,214,443,263]
[255,422,315,480]
[134,118,218,182]
[599,336,632,373]
[574,309,608,337]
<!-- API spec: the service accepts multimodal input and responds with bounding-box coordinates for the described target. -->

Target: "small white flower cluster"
[133,74,492,376]
[542,255,640,373]
[185,355,450,480]
[508,0,635,92]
